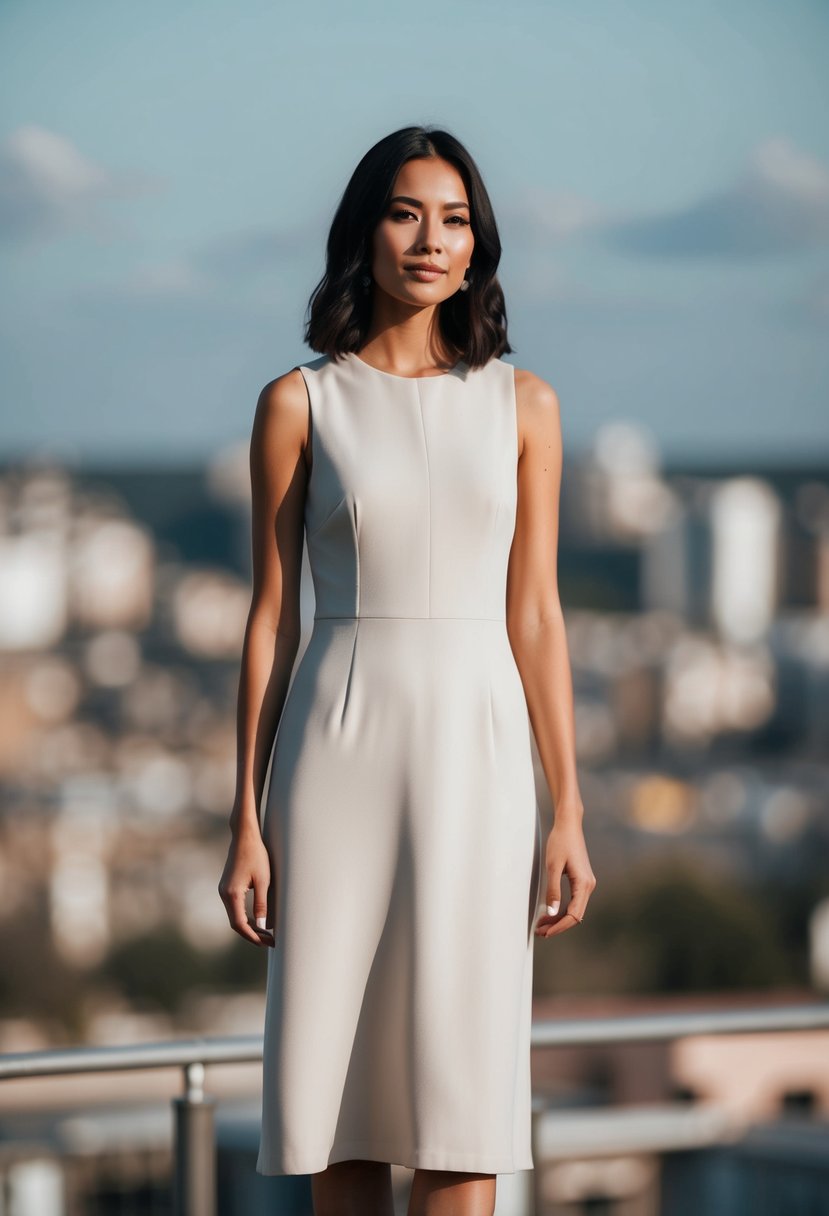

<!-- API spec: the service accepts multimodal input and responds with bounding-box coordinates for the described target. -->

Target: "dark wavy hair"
[303,125,513,369]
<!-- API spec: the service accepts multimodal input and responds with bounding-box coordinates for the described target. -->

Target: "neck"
[360,301,455,372]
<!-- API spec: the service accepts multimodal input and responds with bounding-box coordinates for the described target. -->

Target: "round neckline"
[350,351,463,381]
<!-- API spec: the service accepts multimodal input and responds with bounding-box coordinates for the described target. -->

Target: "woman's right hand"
[218,824,275,947]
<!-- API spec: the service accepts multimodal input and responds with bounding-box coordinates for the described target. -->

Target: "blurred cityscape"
[1,419,828,1214]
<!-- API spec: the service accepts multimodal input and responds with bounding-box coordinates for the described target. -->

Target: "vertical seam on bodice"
[415,382,432,615]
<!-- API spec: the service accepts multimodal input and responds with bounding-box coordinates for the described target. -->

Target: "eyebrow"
[389,195,470,210]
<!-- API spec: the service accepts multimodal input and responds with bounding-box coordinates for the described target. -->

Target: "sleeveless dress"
[255,350,543,1176]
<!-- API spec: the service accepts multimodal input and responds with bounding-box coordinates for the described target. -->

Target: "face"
[370,157,475,305]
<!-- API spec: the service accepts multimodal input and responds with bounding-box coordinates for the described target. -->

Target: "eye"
[389,209,470,225]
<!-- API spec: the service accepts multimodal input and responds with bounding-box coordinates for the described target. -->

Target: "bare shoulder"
[512,366,561,457]
[251,366,310,463]
[255,365,309,427]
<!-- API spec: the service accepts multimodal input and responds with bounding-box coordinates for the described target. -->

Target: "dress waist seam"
[313,614,506,622]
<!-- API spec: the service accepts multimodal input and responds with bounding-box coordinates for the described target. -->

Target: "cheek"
[374,223,404,263]
[445,227,474,260]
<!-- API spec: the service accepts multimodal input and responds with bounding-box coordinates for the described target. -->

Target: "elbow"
[506,597,564,650]
[248,604,302,649]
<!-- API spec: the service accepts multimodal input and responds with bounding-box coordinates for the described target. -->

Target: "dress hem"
[256,1137,534,1176]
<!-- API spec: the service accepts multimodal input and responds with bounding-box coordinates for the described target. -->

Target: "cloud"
[499,188,606,241]
[0,124,163,245]
[67,215,325,309]
[497,190,609,305]
[601,137,829,259]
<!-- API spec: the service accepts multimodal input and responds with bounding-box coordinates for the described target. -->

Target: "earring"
[459,276,470,292]
[360,267,372,293]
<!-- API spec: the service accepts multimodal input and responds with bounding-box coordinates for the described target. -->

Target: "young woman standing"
[219,125,596,1216]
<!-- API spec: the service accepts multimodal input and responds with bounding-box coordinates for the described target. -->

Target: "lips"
[406,264,446,274]
[406,265,447,283]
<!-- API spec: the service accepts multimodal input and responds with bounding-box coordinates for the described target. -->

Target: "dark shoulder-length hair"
[303,125,513,369]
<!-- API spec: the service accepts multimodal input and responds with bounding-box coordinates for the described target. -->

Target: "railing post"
[529,1094,544,1216]
[172,1060,216,1216]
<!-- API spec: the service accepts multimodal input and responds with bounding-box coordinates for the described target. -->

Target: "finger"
[227,888,266,945]
[535,901,565,926]
[539,907,585,936]
[252,872,272,936]
[250,914,275,941]
[536,867,595,935]
[250,919,275,946]
[544,865,564,919]
[534,906,564,932]
[560,876,595,927]
[534,909,565,933]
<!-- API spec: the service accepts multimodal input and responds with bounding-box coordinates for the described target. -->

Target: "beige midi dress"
[255,350,543,1176]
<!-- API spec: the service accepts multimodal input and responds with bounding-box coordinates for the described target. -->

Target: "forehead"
[391,156,469,202]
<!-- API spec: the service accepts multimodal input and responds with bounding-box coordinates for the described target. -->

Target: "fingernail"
[547,901,559,916]
[256,916,267,930]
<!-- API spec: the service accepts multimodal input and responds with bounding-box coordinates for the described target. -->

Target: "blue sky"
[1,0,827,466]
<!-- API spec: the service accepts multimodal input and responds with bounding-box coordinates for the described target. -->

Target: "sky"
[0,0,827,468]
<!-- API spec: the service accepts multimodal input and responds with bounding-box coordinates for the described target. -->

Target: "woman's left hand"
[535,809,596,936]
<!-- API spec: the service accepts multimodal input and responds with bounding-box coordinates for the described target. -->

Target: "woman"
[219,125,596,1216]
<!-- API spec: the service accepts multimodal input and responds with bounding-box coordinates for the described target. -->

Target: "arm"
[506,369,597,935]
[218,368,309,946]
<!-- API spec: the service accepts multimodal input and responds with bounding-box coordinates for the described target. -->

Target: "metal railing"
[1,1002,828,1215]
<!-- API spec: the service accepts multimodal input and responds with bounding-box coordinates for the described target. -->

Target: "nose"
[417,215,443,254]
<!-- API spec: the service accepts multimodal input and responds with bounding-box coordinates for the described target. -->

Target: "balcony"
[2,1000,828,1215]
